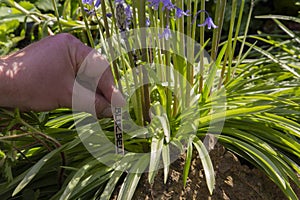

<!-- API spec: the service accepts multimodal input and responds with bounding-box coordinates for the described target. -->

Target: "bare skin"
[0,33,124,118]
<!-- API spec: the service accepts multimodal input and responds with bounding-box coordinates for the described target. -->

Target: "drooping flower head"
[159,25,172,40]
[175,7,190,18]
[82,0,93,5]
[148,0,189,19]
[148,0,160,10]
[146,18,151,27]
[115,0,132,31]
[125,4,132,20]
[193,10,218,29]
[161,0,175,11]
[198,16,218,29]
[82,0,101,7]
[82,0,101,14]
[148,0,175,11]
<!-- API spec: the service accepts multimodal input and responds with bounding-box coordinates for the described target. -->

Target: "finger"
[78,49,110,79]
[72,81,112,118]
[98,68,126,107]
[77,48,125,107]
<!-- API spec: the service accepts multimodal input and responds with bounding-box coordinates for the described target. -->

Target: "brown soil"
[131,144,300,200]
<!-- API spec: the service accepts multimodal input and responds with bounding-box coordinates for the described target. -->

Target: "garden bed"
[130,144,300,199]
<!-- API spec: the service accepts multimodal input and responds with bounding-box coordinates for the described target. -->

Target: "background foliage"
[0,0,300,199]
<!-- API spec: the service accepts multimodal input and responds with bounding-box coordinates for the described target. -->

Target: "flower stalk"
[137,0,151,124]
[199,0,205,93]
[51,0,63,32]
[79,0,95,48]
[211,0,226,60]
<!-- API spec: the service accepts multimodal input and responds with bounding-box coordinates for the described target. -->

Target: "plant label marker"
[114,107,124,155]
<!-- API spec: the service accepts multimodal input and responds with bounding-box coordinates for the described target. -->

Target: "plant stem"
[0,132,32,140]
[233,0,254,75]
[79,0,95,48]
[137,0,151,124]
[18,117,66,187]
[199,0,205,93]
[51,0,63,32]
[186,0,193,107]
[174,0,186,112]
[4,0,54,35]
[211,0,226,61]
[225,0,237,82]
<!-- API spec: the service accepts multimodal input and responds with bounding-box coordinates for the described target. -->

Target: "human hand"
[0,33,124,118]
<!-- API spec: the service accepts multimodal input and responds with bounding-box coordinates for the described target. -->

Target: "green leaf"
[148,136,164,184]
[242,40,300,77]
[62,169,112,200]
[59,159,99,200]
[193,137,215,195]
[12,148,58,196]
[198,105,275,126]
[255,15,300,24]
[100,170,123,200]
[183,137,193,187]
[35,0,55,11]
[202,43,228,101]
[162,144,170,184]
[256,113,300,138]
[117,154,149,200]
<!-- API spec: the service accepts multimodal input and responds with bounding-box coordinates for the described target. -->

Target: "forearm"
[0,58,19,108]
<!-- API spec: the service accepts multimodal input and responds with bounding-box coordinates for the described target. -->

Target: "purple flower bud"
[161,0,175,11]
[82,0,101,15]
[148,0,175,11]
[115,1,132,31]
[146,18,151,27]
[94,0,101,7]
[159,25,172,40]
[148,0,160,10]
[82,0,100,7]
[125,4,132,20]
[106,13,113,18]
[197,16,218,29]
[82,0,93,5]
[175,7,190,18]
[192,10,218,30]
[115,0,124,3]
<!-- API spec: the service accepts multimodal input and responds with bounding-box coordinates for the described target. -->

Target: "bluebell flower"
[197,16,218,29]
[125,4,132,20]
[161,0,175,11]
[148,0,160,10]
[82,0,101,15]
[94,0,101,7]
[82,0,93,5]
[106,13,113,18]
[115,1,132,31]
[115,0,124,3]
[175,7,190,18]
[148,0,175,11]
[146,18,151,27]
[192,10,218,30]
[82,0,100,7]
[159,25,172,40]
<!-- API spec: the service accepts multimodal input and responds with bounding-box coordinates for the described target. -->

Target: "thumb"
[72,81,112,118]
